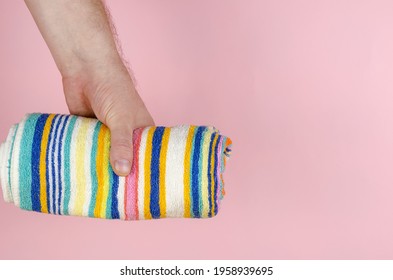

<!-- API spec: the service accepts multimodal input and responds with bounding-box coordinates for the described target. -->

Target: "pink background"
[1,0,393,259]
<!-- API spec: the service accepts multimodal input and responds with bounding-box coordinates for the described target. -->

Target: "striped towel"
[0,113,232,220]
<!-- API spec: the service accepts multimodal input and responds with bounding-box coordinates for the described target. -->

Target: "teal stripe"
[7,124,19,201]
[19,114,40,210]
[198,128,208,215]
[62,116,77,215]
[88,122,102,217]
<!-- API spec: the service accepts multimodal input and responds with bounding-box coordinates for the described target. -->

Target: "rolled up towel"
[0,113,232,220]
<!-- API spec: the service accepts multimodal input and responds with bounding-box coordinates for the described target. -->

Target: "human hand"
[25,0,154,176]
[63,62,154,176]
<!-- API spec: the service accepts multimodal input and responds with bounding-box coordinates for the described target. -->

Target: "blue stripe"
[50,115,62,214]
[89,122,101,217]
[56,115,69,214]
[207,132,216,218]
[191,126,205,218]
[106,164,113,219]
[111,170,120,219]
[213,135,221,215]
[150,127,165,219]
[31,114,50,212]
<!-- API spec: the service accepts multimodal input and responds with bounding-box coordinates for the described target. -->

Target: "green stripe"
[62,116,77,215]
[18,114,40,210]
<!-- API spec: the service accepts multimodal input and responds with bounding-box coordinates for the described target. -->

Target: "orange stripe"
[39,114,55,213]
[94,125,107,217]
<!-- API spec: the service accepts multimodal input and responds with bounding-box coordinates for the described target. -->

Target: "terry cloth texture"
[0,113,232,220]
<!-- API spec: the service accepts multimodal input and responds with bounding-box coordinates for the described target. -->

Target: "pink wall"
[1,0,393,259]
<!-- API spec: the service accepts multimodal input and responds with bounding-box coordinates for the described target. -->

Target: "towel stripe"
[213,135,222,215]
[200,128,210,218]
[32,114,47,212]
[208,133,218,217]
[19,114,40,210]
[150,127,165,219]
[159,128,170,218]
[62,116,77,215]
[137,128,149,220]
[165,126,187,217]
[191,126,205,218]
[52,115,65,214]
[183,126,195,218]
[56,115,69,214]
[89,122,101,217]
[117,176,126,220]
[48,115,60,214]
[126,127,143,220]
[100,126,111,218]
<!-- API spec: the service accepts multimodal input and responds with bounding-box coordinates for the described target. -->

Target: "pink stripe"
[125,128,143,220]
[215,136,224,212]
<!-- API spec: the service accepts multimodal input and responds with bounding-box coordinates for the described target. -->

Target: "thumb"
[106,107,154,176]
[108,121,134,177]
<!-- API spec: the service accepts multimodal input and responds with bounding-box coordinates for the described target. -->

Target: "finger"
[108,122,134,177]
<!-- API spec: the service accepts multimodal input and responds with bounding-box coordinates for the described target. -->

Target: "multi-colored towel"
[0,113,232,220]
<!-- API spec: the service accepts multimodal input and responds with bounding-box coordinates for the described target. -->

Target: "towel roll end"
[0,124,17,203]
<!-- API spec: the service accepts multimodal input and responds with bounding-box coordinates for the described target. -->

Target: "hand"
[25,0,154,176]
[63,61,154,176]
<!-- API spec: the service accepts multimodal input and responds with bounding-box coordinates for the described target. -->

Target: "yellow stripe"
[183,126,196,218]
[144,127,155,220]
[100,126,111,218]
[201,130,211,218]
[39,114,55,213]
[159,128,171,218]
[74,118,90,215]
[210,134,219,216]
[94,125,107,218]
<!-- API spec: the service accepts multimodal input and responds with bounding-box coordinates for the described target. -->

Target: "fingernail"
[115,159,131,176]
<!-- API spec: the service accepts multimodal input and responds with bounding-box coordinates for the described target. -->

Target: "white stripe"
[68,117,82,215]
[53,116,66,214]
[0,125,16,202]
[47,115,60,214]
[117,175,126,220]
[60,117,72,215]
[165,125,188,218]
[10,117,27,207]
[137,128,149,220]
[82,119,97,216]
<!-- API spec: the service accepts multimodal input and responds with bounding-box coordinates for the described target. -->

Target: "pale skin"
[24,0,154,176]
